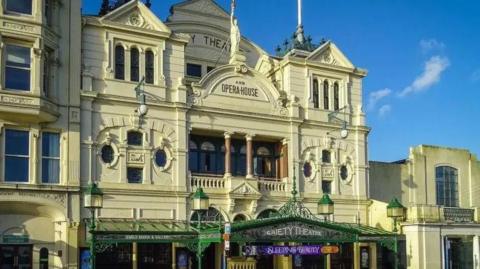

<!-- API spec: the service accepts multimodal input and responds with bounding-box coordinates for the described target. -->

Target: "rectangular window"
[5,130,29,182]
[322,181,332,194]
[186,63,202,77]
[127,167,143,183]
[5,44,31,91]
[5,0,32,15]
[42,132,60,184]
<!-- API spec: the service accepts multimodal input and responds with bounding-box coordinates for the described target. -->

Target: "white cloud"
[367,88,392,110]
[471,69,480,82]
[420,39,445,53]
[399,56,450,97]
[378,104,391,117]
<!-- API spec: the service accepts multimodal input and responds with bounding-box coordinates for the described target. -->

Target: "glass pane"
[200,142,215,151]
[101,145,114,163]
[5,156,29,182]
[322,150,331,163]
[5,129,29,155]
[42,132,60,157]
[189,152,198,172]
[6,45,31,67]
[17,246,32,268]
[155,150,167,167]
[115,46,125,80]
[340,165,348,180]
[130,48,139,82]
[145,51,154,84]
[303,162,312,178]
[42,159,59,183]
[322,181,332,194]
[127,132,143,146]
[186,63,202,77]
[6,0,32,14]
[127,168,143,183]
[5,67,30,91]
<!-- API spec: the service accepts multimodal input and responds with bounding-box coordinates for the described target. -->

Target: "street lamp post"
[386,197,405,233]
[84,183,104,269]
[317,193,334,221]
[192,187,209,269]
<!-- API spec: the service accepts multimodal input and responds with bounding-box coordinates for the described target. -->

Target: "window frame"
[127,167,143,184]
[41,131,60,184]
[435,166,459,207]
[130,47,140,82]
[4,0,33,16]
[145,50,155,84]
[313,79,319,109]
[186,63,202,78]
[114,44,125,80]
[4,43,32,92]
[333,82,340,111]
[127,131,143,146]
[323,80,330,110]
[4,128,30,183]
[253,142,278,179]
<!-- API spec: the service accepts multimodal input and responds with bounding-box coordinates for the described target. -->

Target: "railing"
[443,207,475,223]
[190,175,225,189]
[227,257,256,269]
[258,179,287,192]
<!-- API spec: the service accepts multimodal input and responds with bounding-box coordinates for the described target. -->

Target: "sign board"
[212,77,268,101]
[95,233,197,243]
[2,235,29,244]
[224,223,231,234]
[244,245,325,256]
[321,245,340,254]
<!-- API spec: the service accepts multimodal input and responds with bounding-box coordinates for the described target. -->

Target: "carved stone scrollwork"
[234,64,249,74]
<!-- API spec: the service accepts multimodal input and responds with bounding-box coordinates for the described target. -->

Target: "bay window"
[4,130,29,182]
[5,44,31,91]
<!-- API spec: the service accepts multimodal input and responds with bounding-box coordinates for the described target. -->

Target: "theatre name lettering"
[190,34,230,52]
[221,81,259,98]
[238,222,347,241]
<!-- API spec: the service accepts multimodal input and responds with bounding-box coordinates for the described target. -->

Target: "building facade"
[0,0,82,268]
[370,145,480,269]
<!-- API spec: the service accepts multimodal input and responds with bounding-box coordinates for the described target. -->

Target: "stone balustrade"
[258,179,287,192]
[190,175,225,189]
[227,257,256,269]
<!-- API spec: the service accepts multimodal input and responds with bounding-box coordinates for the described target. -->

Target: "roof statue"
[229,0,246,64]
[99,0,151,16]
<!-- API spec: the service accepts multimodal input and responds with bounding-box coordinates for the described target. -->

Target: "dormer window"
[114,45,125,80]
[5,0,32,15]
[130,48,140,82]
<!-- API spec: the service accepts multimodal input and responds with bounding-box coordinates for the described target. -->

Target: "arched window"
[322,150,331,163]
[189,140,199,172]
[254,146,275,178]
[234,145,247,176]
[257,209,278,219]
[233,214,247,222]
[40,247,48,269]
[130,47,139,82]
[145,50,154,84]
[200,142,216,173]
[436,166,459,207]
[191,207,224,223]
[313,79,319,108]
[323,80,329,110]
[334,82,340,111]
[114,45,125,80]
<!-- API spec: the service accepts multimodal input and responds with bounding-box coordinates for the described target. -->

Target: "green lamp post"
[317,194,334,221]
[84,182,104,269]
[192,187,209,269]
[387,197,405,233]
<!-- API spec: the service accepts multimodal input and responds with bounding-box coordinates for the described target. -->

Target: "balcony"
[0,91,59,123]
[407,205,479,224]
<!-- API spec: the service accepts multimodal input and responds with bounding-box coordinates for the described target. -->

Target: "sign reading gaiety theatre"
[213,77,267,101]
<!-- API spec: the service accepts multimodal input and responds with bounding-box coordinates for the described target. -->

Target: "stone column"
[224,132,232,177]
[246,134,254,179]
[132,242,138,269]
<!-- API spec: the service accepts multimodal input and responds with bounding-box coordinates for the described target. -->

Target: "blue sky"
[82,0,480,161]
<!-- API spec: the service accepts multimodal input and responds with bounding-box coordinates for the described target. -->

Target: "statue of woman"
[230,0,240,58]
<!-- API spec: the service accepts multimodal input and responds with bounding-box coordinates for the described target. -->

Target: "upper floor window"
[5,0,32,15]
[4,129,29,182]
[333,82,340,111]
[322,150,331,163]
[322,180,332,194]
[436,166,459,207]
[145,50,154,84]
[127,131,143,146]
[254,144,278,178]
[313,79,319,108]
[127,167,142,184]
[186,63,202,77]
[42,132,60,184]
[323,81,329,110]
[114,45,125,80]
[200,141,216,173]
[5,44,31,91]
[130,48,140,82]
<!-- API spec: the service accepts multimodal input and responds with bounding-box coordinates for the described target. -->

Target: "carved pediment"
[306,41,354,68]
[173,0,229,19]
[101,1,171,33]
[230,182,261,197]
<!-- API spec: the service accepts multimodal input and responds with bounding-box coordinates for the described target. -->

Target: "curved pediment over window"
[188,64,288,116]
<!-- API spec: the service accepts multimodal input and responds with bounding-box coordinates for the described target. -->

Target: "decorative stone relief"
[0,190,67,208]
[127,151,145,164]
[2,22,34,33]
[321,49,338,66]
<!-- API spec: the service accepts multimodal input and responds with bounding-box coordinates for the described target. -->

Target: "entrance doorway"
[0,245,33,269]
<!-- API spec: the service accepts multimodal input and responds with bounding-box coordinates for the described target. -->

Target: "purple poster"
[245,245,323,256]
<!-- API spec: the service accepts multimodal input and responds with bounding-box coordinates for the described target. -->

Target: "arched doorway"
[257,209,278,219]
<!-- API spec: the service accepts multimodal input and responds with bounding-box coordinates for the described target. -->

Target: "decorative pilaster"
[31,128,40,184]
[224,132,232,177]
[245,134,254,179]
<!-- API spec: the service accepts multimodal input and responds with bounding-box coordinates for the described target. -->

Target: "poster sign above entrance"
[212,77,268,101]
[2,234,29,244]
[245,245,336,256]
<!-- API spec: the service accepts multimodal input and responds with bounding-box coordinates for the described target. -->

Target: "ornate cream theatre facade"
[370,145,480,269]
[78,0,372,268]
[0,0,82,268]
